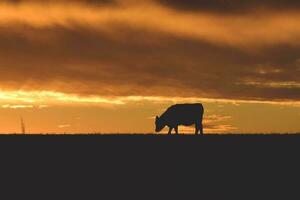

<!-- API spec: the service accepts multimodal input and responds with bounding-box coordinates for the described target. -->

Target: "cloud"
[0,1,299,103]
[203,114,237,133]
[2,1,300,47]
[205,125,237,133]
[2,104,34,109]
[157,0,300,13]
[178,114,236,133]
[0,90,125,105]
[58,124,71,128]
[0,26,299,102]
[0,90,299,108]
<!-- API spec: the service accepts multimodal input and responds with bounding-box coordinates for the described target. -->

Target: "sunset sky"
[0,0,299,134]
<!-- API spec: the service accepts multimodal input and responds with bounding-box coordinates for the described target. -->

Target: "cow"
[155,103,204,135]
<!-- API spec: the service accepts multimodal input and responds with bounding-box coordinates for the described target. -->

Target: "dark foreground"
[1,134,299,198]
[2,133,300,163]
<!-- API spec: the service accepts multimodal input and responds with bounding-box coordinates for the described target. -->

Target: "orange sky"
[0,0,299,134]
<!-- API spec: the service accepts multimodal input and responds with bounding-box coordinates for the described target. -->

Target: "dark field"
[2,133,299,198]
[2,133,299,176]
[2,133,300,155]
[2,133,300,135]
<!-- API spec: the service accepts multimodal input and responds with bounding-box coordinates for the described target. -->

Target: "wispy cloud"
[203,114,237,133]
[1,104,34,109]
[173,114,236,134]
[0,90,125,105]
[240,81,300,89]
[0,90,299,107]
[58,124,71,128]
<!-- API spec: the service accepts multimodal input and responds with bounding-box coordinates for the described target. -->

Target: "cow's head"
[155,116,165,132]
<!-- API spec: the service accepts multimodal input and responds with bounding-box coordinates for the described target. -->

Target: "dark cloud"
[0,24,299,101]
[157,0,300,13]
[6,0,300,13]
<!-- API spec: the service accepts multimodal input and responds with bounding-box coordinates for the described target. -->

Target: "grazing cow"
[155,103,204,135]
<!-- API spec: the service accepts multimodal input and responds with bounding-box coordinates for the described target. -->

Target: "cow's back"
[163,104,203,126]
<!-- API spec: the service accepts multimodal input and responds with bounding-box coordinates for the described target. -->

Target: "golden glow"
[0,90,125,105]
[0,90,298,134]
[0,90,299,107]
[241,81,300,88]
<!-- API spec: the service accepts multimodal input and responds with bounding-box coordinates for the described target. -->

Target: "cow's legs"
[175,126,179,135]
[195,126,199,135]
[200,113,204,135]
[168,127,173,135]
[195,123,200,135]
[195,123,203,135]
[199,123,204,135]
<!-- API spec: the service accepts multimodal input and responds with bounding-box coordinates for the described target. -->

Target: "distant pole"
[20,117,26,135]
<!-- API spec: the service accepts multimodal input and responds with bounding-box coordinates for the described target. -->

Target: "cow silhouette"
[155,103,204,135]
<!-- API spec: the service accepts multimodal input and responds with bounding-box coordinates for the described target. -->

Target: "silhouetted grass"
[1,133,299,137]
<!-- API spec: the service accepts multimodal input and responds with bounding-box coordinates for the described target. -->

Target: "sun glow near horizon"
[0,89,298,134]
[0,89,299,106]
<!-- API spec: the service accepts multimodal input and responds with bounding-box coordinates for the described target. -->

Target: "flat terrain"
[1,134,299,155]
[2,133,299,194]
[1,133,300,136]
